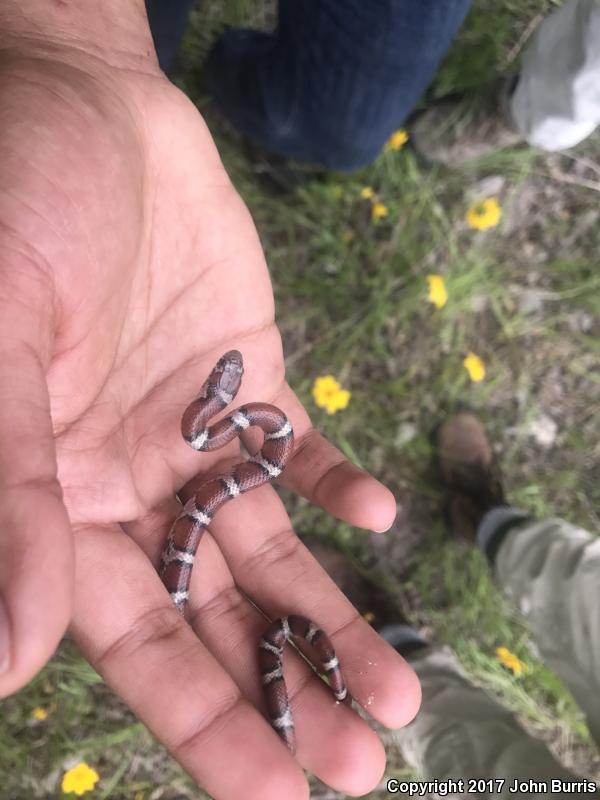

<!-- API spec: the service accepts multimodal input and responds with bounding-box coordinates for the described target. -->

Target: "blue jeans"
[146,0,471,170]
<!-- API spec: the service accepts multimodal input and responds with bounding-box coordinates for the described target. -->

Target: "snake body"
[160,351,349,753]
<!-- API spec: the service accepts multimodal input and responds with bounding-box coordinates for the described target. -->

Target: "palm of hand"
[0,53,418,800]
[30,64,274,523]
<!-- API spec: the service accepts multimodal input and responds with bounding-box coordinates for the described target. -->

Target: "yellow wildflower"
[463,353,486,383]
[32,706,48,721]
[62,762,100,796]
[384,128,409,151]
[363,611,376,624]
[466,197,502,230]
[371,202,389,222]
[312,375,351,415]
[426,275,448,309]
[496,646,526,676]
[360,186,375,200]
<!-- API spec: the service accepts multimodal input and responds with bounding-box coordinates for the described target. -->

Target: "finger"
[0,334,74,696]
[125,503,388,796]
[169,472,420,732]
[71,524,308,800]
[181,481,421,732]
[125,501,388,794]
[185,535,387,796]
[270,383,397,533]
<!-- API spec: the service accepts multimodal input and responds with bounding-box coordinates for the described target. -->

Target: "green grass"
[3,0,600,796]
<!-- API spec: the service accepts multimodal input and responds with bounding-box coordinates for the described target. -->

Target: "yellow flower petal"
[426,275,448,309]
[496,646,526,676]
[371,202,389,222]
[360,186,375,199]
[384,128,409,151]
[62,762,100,796]
[32,706,48,721]
[328,389,351,413]
[312,375,338,399]
[312,375,351,415]
[463,352,486,383]
[466,197,502,230]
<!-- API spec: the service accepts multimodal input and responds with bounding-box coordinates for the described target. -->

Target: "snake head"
[214,350,244,396]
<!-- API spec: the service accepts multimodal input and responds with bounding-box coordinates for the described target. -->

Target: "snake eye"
[219,350,243,369]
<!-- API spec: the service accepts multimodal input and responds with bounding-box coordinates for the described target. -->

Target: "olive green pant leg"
[395,645,582,799]
[495,517,600,746]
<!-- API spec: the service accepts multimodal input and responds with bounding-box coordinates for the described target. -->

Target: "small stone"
[470,293,488,313]
[527,414,558,448]
[511,285,554,314]
[566,311,594,333]
[467,175,506,200]
[395,422,417,448]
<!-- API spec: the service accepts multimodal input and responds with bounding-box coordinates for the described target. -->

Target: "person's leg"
[481,514,600,747]
[412,0,600,163]
[393,643,584,795]
[145,0,196,73]
[511,0,600,150]
[305,543,585,797]
[437,412,600,747]
[205,0,471,170]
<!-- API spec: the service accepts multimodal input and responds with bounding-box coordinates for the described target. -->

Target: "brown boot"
[305,542,400,629]
[305,541,428,656]
[434,412,507,541]
[410,78,523,165]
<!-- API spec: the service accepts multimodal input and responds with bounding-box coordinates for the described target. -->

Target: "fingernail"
[0,596,10,673]
[372,509,400,534]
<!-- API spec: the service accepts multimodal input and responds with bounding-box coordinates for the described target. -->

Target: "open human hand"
[0,5,420,798]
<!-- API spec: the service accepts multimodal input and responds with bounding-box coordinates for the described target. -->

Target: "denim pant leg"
[205,0,471,170]
[146,0,197,72]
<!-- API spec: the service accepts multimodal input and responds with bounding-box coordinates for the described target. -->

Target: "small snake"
[160,351,350,752]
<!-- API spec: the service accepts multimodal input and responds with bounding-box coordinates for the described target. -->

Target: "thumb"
[0,329,74,697]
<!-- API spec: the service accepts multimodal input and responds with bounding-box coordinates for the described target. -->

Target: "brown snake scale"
[160,351,351,752]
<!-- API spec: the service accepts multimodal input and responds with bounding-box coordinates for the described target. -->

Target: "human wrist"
[0,0,157,71]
